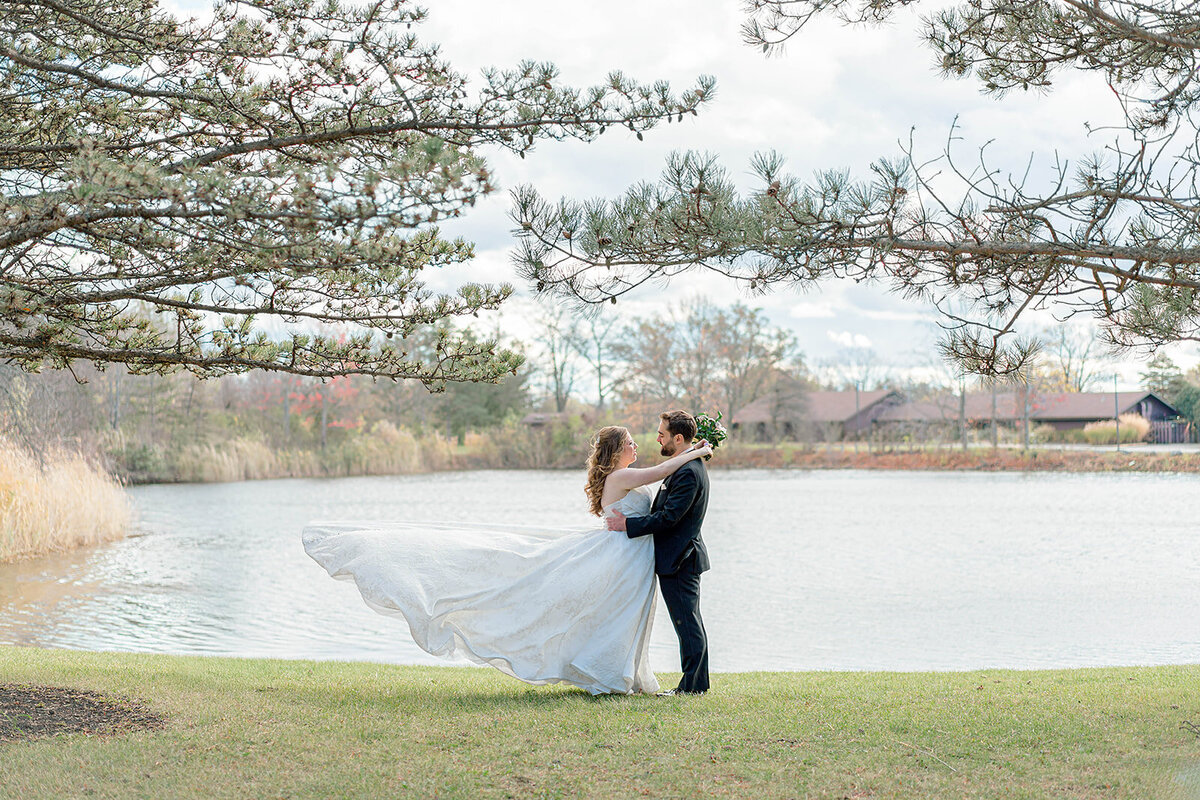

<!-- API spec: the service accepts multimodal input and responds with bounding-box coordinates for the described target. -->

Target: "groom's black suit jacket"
[625,459,710,576]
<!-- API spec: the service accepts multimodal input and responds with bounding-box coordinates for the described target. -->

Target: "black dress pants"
[658,555,709,694]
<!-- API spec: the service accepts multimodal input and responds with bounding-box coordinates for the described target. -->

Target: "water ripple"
[2,469,1199,672]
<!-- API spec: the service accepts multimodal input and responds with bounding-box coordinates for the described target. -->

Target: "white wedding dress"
[301,485,659,695]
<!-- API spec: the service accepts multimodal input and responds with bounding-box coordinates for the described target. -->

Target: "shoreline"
[715,444,1200,473]
[2,642,1200,676]
[8,642,1200,675]
[121,443,1200,486]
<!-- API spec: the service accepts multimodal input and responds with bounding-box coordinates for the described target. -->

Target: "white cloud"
[827,330,873,350]
[789,301,837,319]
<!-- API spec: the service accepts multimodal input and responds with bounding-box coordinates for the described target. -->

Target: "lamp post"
[1114,374,1120,453]
[854,381,860,452]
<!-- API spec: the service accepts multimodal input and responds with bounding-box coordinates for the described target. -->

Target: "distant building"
[734,389,1189,443]
[732,389,903,442]
[876,390,1188,443]
[520,411,570,428]
[1026,391,1179,431]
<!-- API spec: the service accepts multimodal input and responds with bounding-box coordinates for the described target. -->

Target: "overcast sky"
[168,0,1186,389]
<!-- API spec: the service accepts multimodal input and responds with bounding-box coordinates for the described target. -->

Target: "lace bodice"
[604,484,654,518]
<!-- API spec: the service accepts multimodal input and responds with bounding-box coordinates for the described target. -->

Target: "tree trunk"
[320,390,327,451]
[282,385,291,443]
[1021,382,1030,450]
[110,371,122,430]
[149,376,157,437]
[991,383,998,451]
[959,384,968,451]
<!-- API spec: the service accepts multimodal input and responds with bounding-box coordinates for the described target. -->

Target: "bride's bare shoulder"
[600,471,633,508]
[605,466,638,490]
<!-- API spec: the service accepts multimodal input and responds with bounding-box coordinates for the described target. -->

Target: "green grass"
[2,647,1199,799]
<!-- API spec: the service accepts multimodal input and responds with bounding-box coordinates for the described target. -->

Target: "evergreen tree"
[514,0,1200,376]
[1139,353,1187,401]
[1,0,711,382]
[1171,383,1200,426]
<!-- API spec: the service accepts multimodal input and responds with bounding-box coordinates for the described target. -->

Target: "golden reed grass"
[171,438,291,482]
[168,422,456,483]
[1082,413,1152,444]
[0,440,132,561]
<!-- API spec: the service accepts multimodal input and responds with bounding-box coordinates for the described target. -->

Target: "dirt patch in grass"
[0,684,164,743]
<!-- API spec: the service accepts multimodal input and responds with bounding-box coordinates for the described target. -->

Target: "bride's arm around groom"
[606,440,711,494]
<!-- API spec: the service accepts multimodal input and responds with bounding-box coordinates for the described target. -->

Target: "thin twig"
[892,738,958,772]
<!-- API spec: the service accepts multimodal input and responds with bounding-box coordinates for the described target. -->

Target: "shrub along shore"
[722,443,1200,472]
[0,440,131,562]
[1,647,1198,799]
[117,431,1200,486]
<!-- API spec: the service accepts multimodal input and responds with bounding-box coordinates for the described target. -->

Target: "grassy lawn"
[2,647,1199,799]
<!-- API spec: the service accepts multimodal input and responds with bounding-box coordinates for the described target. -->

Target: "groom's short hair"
[660,410,697,442]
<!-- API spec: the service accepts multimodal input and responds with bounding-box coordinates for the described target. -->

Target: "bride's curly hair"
[585,426,630,516]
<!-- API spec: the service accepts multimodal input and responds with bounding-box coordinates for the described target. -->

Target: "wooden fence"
[1150,419,1194,444]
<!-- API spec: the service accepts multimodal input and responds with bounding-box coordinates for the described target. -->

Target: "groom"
[607,410,710,695]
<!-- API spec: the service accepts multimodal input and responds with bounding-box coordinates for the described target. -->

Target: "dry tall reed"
[1082,413,1151,444]
[323,421,424,476]
[167,425,451,483]
[0,440,132,561]
[171,438,292,482]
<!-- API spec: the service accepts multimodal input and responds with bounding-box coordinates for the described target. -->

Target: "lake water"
[2,469,1199,673]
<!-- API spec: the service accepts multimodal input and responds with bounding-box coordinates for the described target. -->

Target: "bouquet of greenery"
[694,412,728,460]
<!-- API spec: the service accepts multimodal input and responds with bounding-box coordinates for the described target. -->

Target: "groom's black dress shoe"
[656,689,706,697]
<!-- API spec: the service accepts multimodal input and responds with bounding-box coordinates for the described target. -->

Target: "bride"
[302,426,712,695]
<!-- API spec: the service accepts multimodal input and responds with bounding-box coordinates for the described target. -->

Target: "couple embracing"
[303,409,713,696]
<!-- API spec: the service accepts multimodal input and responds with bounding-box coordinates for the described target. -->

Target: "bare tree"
[610,299,725,411]
[674,298,723,411]
[567,312,621,410]
[611,298,805,424]
[825,345,889,392]
[711,304,799,417]
[611,313,693,411]
[533,304,579,413]
[0,364,102,457]
[1041,323,1105,392]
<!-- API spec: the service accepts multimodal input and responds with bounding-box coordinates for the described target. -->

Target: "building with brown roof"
[731,389,903,442]
[877,390,1178,427]
[734,389,1188,442]
[876,390,1187,442]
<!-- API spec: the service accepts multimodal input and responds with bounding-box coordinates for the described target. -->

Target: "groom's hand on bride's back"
[606,511,627,532]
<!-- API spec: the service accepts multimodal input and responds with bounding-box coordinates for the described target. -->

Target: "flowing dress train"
[302,485,658,694]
